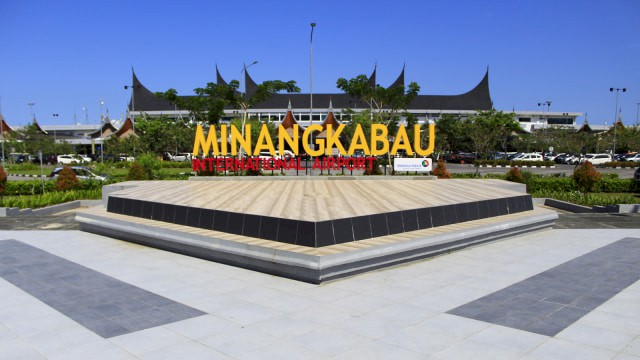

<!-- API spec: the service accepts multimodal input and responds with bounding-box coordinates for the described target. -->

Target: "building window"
[519,117,531,122]
[547,118,573,125]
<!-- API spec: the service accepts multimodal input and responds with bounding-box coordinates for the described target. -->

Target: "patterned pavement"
[1,227,639,359]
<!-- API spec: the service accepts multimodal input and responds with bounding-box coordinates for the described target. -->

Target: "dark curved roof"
[408,69,492,111]
[129,69,176,112]
[131,66,493,113]
[388,64,404,89]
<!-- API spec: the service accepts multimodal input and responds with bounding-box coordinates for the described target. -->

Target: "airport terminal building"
[127,66,582,130]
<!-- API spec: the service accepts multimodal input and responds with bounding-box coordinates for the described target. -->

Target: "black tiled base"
[108,194,533,248]
[0,240,205,338]
[448,237,640,336]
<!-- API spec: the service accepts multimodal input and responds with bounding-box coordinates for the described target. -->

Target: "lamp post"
[52,113,59,142]
[636,101,639,127]
[609,87,626,155]
[309,22,316,175]
[124,84,141,132]
[537,100,551,128]
[99,100,104,163]
[28,102,36,122]
[310,22,316,127]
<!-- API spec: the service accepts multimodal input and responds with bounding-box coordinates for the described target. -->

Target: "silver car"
[48,166,106,181]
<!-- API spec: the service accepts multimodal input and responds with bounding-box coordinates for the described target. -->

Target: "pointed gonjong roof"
[316,100,342,139]
[90,121,118,138]
[0,114,14,138]
[131,65,493,114]
[114,118,138,138]
[280,100,304,137]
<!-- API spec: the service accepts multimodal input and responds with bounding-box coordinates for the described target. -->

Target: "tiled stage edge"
[0,239,205,338]
[448,237,640,336]
[78,207,557,284]
[106,194,533,248]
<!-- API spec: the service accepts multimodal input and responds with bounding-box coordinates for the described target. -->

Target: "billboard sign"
[393,158,433,172]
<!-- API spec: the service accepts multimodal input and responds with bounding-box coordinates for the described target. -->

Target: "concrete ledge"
[0,200,102,217]
[77,208,557,284]
[543,198,640,214]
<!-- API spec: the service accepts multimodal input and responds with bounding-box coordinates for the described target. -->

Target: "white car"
[57,154,79,165]
[48,166,106,181]
[581,153,611,165]
[275,150,295,159]
[516,153,544,162]
[77,155,92,163]
[625,154,640,162]
[167,153,191,162]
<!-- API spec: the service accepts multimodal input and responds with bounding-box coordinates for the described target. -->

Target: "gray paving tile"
[0,239,206,338]
[448,237,640,336]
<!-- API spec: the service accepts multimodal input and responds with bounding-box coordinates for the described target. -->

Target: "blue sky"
[1,0,639,127]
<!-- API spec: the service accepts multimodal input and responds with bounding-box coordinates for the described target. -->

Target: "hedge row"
[0,189,102,209]
[475,160,556,167]
[3,179,105,196]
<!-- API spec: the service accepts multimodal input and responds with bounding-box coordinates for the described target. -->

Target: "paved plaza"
[1,224,639,359]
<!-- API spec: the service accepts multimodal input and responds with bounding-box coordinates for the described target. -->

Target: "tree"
[435,114,466,153]
[337,75,420,171]
[465,110,520,159]
[156,84,232,125]
[226,78,300,156]
[134,116,195,156]
[11,123,72,156]
[104,135,144,158]
[336,75,420,127]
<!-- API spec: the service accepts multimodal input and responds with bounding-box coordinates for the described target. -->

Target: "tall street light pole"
[28,102,36,122]
[609,87,626,155]
[636,101,639,127]
[310,22,316,127]
[309,22,316,175]
[124,84,140,132]
[100,99,104,163]
[537,100,551,128]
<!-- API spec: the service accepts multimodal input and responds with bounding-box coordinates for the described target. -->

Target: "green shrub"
[0,166,6,197]
[54,166,81,191]
[0,189,102,209]
[573,161,601,192]
[137,153,162,179]
[432,158,452,179]
[127,162,147,180]
[594,177,635,193]
[505,167,524,183]
[531,190,638,207]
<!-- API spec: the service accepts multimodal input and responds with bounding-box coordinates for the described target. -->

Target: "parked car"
[554,153,574,164]
[31,154,57,165]
[48,166,106,181]
[516,153,544,162]
[275,150,295,159]
[166,152,191,162]
[581,153,612,165]
[118,154,136,162]
[625,153,640,162]
[57,154,79,165]
[635,167,640,182]
[543,152,558,161]
[77,154,92,163]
